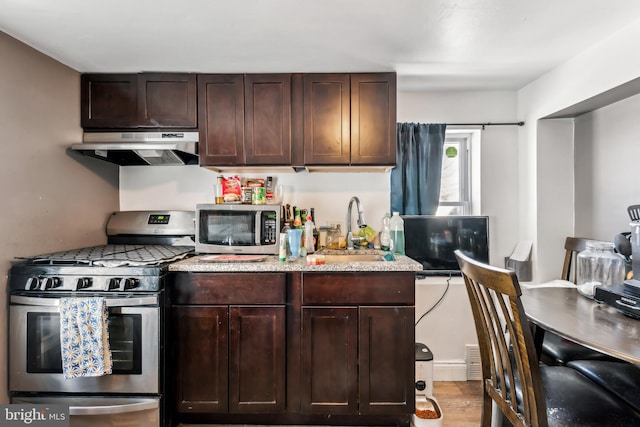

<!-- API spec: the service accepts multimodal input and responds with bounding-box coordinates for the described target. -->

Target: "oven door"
[11,396,159,427]
[9,294,159,394]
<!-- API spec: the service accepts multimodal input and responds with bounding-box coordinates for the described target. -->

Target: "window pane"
[438,133,471,216]
[439,142,460,203]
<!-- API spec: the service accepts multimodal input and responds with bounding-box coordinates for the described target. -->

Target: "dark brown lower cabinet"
[301,306,415,415]
[359,306,415,415]
[171,273,287,420]
[301,307,358,414]
[173,305,228,413]
[173,305,285,414]
[229,306,286,413]
[169,271,414,426]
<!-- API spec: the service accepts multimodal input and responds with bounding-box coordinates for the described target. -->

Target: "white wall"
[119,166,391,233]
[574,93,640,239]
[518,18,640,282]
[397,90,519,378]
[397,91,521,267]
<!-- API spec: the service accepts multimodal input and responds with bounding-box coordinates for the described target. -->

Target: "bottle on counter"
[278,233,287,262]
[389,212,405,255]
[281,221,292,259]
[293,208,303,229]
[310,208,320,251]
[380,213,391,251]
[304,215,315,254]
[215,175,224,204]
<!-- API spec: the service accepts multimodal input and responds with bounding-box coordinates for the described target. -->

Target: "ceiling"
[2,0,640,91]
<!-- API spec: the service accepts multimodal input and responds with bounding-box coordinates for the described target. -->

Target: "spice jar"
[577,241,625,298]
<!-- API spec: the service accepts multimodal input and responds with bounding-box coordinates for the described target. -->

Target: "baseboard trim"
[433,360,469,381]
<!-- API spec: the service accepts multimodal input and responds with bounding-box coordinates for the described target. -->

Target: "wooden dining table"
[521,285,640,365]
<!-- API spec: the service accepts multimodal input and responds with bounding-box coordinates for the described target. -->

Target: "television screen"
[402,215,489,275]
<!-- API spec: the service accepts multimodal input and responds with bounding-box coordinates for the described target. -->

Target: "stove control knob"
[25,277,41,290]
[108,278,122,290]
[124,278,140,290]
[77,277,92,290]
[43,277,61,290]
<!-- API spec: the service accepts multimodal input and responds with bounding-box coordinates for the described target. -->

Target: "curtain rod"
[447,121,525,129]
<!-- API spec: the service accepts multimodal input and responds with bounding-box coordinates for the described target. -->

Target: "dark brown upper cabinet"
[303,73,397,166]
[81,73,197,129]
[302,74,351,165]
[244,74,292,165]
[197,74,245,166]
[350,73,397,166]
[81,74,137,128]
[198,74,293,167]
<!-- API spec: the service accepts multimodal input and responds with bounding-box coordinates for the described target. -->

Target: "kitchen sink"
[321,254,385,263]
[312,249,395,263]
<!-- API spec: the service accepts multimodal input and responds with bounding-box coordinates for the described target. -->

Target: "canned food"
[252,187,266,204]
[242,187,253,204]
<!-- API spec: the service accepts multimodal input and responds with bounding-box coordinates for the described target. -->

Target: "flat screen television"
[402,215,489,276]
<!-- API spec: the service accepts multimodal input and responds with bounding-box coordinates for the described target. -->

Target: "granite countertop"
[169,250,422,273]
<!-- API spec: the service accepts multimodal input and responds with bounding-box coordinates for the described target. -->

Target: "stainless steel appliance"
[196,203,281,254]
[71,131,199,166]
[8,210,195,427]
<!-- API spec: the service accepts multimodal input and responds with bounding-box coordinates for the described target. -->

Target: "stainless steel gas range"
[8,210,195,427]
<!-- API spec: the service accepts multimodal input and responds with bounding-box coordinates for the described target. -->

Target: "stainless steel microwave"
[195,204,281,254]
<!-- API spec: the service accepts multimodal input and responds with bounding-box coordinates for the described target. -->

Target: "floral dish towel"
[60,297,113,379]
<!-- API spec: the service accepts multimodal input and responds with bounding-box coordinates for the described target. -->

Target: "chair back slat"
[562,237,607,283]
[456,250,548,427]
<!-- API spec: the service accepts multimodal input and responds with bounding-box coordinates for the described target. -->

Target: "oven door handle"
[69,398,159,416]
[10,295,158,307]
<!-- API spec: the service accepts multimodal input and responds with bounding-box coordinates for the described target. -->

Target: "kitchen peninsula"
[167,254,421,427]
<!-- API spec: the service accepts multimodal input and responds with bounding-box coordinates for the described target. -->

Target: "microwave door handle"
[69,398,159,416]
[255,211,262,246]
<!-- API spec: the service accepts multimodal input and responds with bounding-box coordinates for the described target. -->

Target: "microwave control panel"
[261,211,278,245]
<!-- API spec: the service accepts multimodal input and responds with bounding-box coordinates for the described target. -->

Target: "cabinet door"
[173,306,229,413]
[244,74,292,165]
[81,74,137,128]
[138,73,197,128]
[350,73,397,165]
[198,74,245,166]
[302,74,350,165]
[229,306,286,413]
[301,307,358,414]
[359,306,415,415]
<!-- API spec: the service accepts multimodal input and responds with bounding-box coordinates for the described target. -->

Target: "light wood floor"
[433,381,483,427]
[180,381,483,427]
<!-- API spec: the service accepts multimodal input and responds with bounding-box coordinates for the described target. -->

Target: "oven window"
[200,211,256,246]
[26,312,142,375]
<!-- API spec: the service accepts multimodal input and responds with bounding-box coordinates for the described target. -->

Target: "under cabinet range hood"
[71,132,199,166]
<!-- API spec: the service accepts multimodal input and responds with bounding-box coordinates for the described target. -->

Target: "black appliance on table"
[595,221,640,318]
[7,210,195,427]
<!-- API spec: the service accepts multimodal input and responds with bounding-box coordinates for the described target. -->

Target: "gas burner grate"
[20,244,193,267]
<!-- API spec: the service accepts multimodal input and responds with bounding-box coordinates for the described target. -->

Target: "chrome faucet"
[346,196,367,250]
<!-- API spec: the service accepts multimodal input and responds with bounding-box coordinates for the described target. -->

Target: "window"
[436,132,472,215]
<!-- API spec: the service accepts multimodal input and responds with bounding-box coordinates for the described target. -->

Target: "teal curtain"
[390,123,446,215]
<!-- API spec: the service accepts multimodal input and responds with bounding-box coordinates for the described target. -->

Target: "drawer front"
[301,272,415,305]
[172,273,286,305]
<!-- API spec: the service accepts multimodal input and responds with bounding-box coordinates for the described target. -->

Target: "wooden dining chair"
[455,250,640,427]
[540,236,621,365]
